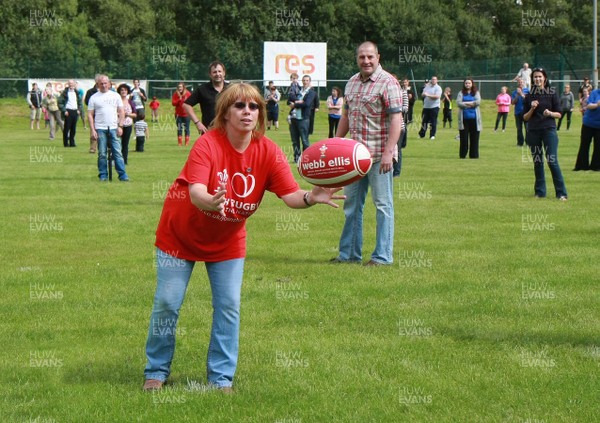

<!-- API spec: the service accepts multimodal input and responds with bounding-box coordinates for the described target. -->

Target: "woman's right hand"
[212,183,227,216]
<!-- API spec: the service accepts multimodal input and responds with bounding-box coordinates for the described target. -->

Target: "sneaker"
[430,136,435,140]
[558,196,568,201]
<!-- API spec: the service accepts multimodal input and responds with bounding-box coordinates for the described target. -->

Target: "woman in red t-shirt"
[143,83,343,393]
[171,82,192,146]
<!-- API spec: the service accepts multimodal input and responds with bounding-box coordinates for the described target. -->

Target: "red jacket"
[172,89,191,117]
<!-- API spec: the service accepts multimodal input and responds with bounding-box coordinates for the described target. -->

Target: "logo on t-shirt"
[231,173,255,198]
[215,168,259,216]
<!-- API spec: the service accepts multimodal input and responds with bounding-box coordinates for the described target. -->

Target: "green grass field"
[1,97,598,423]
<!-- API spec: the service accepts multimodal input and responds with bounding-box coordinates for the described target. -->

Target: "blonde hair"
[210,82,266,139]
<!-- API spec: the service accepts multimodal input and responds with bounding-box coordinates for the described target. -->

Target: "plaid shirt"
[343,65,402,161]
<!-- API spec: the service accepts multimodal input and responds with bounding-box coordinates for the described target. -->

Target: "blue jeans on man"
[515,113,527,146]
[337,161,394,264]
[290,118,310,162]
[97,128,129,181]
[144,249,244,388]
[526,128,567,198]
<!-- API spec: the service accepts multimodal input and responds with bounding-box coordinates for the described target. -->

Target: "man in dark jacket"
[59,79,83,147]
[27,83,43,130]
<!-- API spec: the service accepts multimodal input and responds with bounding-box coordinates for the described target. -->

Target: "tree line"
[0,0,593,85]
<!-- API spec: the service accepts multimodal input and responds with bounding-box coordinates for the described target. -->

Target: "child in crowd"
[580,88,590,116]
[494,86,511,132]
[149,96,160,122]
[135,111,149,152]
[287,73,301,123]
[442,87,452,128]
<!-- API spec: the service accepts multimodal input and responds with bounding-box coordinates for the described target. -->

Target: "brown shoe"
[219,386,234,394]
[364,260,383,267]
[143,379,164,391]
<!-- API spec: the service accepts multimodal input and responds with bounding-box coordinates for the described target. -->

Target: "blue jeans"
[97,128,128,180]
[337,161,394,264]
[515,114,527,146]
[144,249,245,388]
[526,128,568,198]
[176,116,190,137]
[289,118,310,162]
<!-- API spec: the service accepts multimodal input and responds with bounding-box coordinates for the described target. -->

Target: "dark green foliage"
[0,0,594,88]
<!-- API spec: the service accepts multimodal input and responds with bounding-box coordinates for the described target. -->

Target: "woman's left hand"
[310,187,346,208]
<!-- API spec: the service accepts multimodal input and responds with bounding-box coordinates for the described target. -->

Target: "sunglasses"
[233,101,260,111]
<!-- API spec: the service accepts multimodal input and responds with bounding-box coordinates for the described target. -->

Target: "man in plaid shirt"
[333,41,403,266]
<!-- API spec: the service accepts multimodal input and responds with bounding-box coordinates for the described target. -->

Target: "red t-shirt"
[155,129,299,262]
[171,90,191,117]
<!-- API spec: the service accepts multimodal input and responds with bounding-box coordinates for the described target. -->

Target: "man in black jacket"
[59,79,83,147]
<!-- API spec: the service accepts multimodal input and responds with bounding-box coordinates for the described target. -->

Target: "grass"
[1,97,599,423]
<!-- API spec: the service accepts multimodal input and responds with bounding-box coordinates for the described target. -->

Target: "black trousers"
[574,124,600,170]
[63,109,78,146]
[556,110,572,131]
[459,118,479,158]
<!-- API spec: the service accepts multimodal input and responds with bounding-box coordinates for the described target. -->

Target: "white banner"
[27,79,147,94]
[263,42,327,88]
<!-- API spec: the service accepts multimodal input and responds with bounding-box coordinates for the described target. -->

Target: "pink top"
[496,93,511,113]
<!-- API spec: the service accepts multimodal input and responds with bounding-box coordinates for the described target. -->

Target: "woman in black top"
[523,68,568,200]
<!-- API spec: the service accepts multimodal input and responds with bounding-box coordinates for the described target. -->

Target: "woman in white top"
[326,86,343,138]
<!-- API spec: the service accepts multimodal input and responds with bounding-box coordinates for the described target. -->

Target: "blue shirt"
[512,87,529,115]
[583,89,600,129]
[462,93,477,120]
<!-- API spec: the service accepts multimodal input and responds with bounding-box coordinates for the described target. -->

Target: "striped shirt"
[343,65,402,161]
[134,120,148,137]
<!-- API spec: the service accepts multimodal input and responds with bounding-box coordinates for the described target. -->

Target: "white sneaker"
[430,136,435,140]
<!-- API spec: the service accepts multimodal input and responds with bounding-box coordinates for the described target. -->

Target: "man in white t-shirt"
[513,63,532,90]
[419,76,442,140]
[88,74,129,181]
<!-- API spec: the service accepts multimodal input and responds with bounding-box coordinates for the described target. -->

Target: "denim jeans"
[515,114,527,146]
[289,118,310,162]
[176,116,190,137]
[144,249,245,388]
[97,128,128,180]
[337,161,394,264]
[526,128,568,198]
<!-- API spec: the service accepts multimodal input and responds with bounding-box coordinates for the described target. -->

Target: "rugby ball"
[297,138,372,188]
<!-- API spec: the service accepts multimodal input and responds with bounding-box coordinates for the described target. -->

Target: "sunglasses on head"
[233,101,260,111]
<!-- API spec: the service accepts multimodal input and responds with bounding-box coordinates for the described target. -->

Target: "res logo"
[275,54,315,75]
